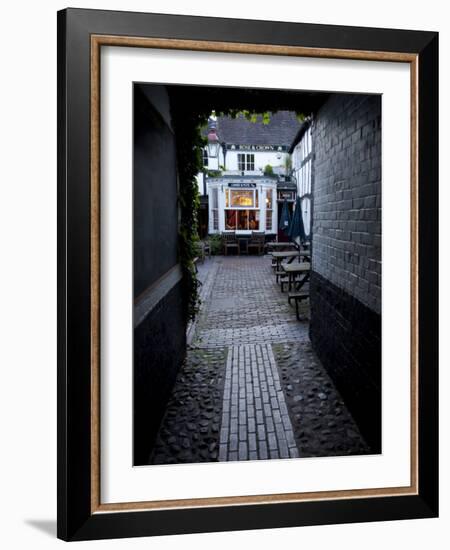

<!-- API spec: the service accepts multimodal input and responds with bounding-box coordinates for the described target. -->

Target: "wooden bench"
[275,270,289,285]
[281,262,311,292]
[288,291,309,320]
[271,250,300,272]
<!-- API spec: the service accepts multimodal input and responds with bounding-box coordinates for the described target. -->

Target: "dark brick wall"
[134,85,179,299]
[134,281,186,465]
[133,85,187,465]
[310,94,382,452]
[309,271,381,452]
[312,94,381,313]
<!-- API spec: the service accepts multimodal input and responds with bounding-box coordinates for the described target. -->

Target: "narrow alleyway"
[149,256,370,465]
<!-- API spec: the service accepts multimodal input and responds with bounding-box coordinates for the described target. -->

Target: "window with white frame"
[225,188,258,207]
[211,187,219,231]
[296,126,313,197]
[225,210,260,231]
[237,153,255,171]
[224,186,260,231]
[266,189,273,231]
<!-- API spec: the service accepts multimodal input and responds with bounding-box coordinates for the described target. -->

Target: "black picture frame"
[57,8,438,541]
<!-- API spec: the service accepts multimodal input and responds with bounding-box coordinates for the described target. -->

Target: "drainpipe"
[221,142,227,170]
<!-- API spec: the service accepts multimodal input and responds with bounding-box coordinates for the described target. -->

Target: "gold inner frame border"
[89,35,419,514]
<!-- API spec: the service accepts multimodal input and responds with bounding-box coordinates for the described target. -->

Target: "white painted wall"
[203,148,290,175]
[224,150,289,174]
[292,126,313,197]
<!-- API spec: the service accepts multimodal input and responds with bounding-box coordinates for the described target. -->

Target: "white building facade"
[207,177,277,235]
[206,144,290,176]
[200,111,301,236]
[290,121,313,240]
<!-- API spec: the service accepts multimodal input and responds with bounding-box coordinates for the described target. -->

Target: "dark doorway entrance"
[277,200,294,242]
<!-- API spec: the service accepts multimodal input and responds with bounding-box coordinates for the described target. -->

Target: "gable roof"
[213,111,301,146]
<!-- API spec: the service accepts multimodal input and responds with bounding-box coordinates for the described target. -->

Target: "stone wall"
[133,85,187,465]
[134,280,186,465]
[310,93,382,453]
[134,85,179,299]
[312,94,382,313]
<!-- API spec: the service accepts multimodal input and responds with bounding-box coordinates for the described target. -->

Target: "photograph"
[133,84,382,466]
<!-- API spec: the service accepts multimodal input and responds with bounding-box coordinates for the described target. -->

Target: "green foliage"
[205,169,222,178]
[284,155,292,175]
[263,164,274,176]
[223,110,272,125]
[261,112,271,125]
[218,110,306,126]
[169,106,209,322]
[208,234,223,255]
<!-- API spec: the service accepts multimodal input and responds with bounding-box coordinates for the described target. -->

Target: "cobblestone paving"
[149,255,369,465]
[274,342,370,457]
[149,347,227,464]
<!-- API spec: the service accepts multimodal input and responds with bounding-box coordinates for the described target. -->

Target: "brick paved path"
[149,255,369,465]
[192,257,309,348]
[219,343,298,461]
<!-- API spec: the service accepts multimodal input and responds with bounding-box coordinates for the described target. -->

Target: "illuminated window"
[225,210,259,230]
[296,126,313,198]
[211,188,219,231]
[225,189,259,208]
[230,190,254,207]
[266,189,273,231]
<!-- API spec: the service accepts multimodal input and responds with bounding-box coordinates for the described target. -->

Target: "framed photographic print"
[57,8,438,541]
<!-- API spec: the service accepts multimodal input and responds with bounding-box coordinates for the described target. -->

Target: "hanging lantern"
[207,128,220,158]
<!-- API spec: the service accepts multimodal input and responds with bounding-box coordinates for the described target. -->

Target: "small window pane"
[248,210,259,230]
[225,210,237,230]
[266,209,272,231]
[230,190,254,207]
[237,210,248,230]
[307,160,311,194]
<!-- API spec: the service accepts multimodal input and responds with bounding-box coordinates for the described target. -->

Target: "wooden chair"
[203,240,211,258]
[247,231,266,256]
[196,240,211,262]
[222,232,239,255]
[195,242,205,263]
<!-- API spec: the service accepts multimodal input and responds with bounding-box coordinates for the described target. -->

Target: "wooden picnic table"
[266,242,297,251]
[271,249,310,271]
[271,250,300,259]
[271,250,300,272]
[282,262,311,292]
